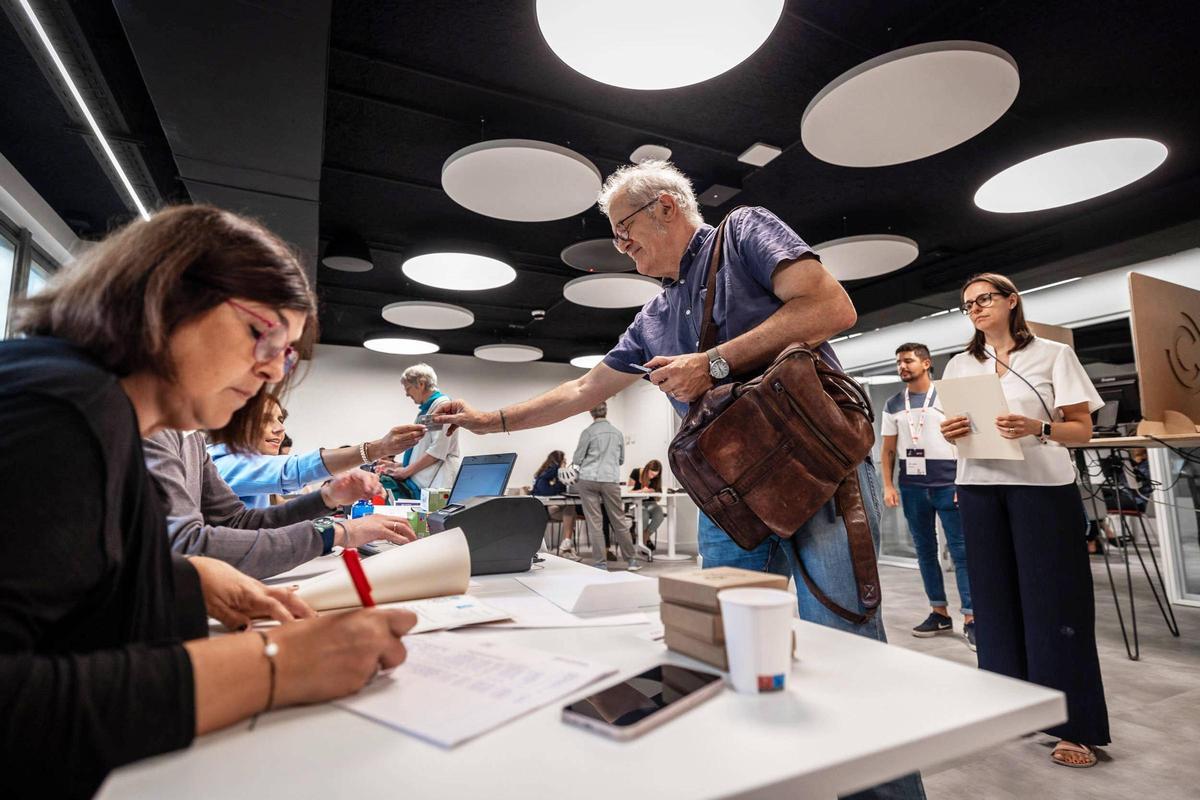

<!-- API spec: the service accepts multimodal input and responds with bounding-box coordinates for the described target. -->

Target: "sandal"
[1051,740,1097,768]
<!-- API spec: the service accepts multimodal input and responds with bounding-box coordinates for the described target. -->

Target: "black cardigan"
[0,338,207,798]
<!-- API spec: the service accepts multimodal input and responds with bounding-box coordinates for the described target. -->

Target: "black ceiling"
[4,1,1200,365]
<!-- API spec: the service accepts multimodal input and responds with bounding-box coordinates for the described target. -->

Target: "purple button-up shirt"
[603,207,843,416]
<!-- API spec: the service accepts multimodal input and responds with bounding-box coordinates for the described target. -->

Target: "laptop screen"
[447,454,517,506]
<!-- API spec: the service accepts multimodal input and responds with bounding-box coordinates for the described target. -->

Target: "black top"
[0,338,207,798]
[532,465,563,496]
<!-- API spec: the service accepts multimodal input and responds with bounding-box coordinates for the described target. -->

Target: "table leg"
[656,494,692,562]
[632,497,653,562]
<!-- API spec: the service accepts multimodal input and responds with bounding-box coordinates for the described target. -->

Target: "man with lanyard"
[378,363,461,498]
[436,160,925,800]
[881,343,975,650]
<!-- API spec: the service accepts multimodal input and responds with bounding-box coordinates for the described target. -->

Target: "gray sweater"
[143,430,330,579]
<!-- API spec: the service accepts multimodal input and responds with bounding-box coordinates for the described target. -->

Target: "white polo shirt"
[941,337,1102,486]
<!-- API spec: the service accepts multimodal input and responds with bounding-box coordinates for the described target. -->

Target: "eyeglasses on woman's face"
[959,291,1009,315]
[226,299,299,375]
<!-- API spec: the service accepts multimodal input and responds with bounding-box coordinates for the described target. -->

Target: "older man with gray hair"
[378,363,461,495]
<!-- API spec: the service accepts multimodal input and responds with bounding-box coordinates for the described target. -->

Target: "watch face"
[710,359,730,379]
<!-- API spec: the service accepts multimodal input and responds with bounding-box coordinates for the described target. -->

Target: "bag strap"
[791,471,881,626]
[697,208,745,353]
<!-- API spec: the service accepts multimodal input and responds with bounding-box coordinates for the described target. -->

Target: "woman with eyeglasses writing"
[940,272,1109,769]
[0,206,417,797]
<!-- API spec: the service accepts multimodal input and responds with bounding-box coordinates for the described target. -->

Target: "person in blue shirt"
[531,450,579,555]
[208,394,424,509]
[880,342,974,649]
[435,160,923,800]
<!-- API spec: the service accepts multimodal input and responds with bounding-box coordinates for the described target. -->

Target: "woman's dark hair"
[13,205,318,450]
[535,450,566,477]
[209,391,287,449]
[960,272,1034,362]
[639,459,663,492]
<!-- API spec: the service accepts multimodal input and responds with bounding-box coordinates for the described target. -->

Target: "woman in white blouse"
[940,273,1108,769]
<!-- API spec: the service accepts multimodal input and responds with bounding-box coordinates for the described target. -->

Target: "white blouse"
[941,337,1103,486]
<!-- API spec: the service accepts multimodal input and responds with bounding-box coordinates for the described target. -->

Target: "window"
[0,235,16,338]
[27,259,51,297]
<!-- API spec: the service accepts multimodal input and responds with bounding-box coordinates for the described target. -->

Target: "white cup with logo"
[718,587,794,694]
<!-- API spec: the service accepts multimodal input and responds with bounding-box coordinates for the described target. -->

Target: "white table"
[538,491,692,563]
[100,556,1065,800]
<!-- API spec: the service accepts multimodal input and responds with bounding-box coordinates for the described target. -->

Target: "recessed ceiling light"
[570,354,605,369]
[813,235,920,281]
[381,301,474,330]
[560,239,636,273]
[442,139,601,221]
[974,138,1168,213]
[802,41,1019,167]
[563,273,662,308]
[737,142,782,167]
[402,252,516,291]
[19,0,150,219]
[536,0,785,90]
[474,344,544,363]
[321,232,373,272]
[363,337,440,355]
[630,144,672,163]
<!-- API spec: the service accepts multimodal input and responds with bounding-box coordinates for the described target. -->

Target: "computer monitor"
[1093,373,1141,425]
[447,453,518,506]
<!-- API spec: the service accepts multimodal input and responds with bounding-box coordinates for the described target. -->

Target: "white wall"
[283,344,679,491]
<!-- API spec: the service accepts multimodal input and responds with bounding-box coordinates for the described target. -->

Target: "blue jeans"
[899,485,972,616]
[699,460,927,800]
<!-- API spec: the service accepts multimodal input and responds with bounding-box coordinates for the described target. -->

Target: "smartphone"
[415,412,436,426]
[561,663,723,740]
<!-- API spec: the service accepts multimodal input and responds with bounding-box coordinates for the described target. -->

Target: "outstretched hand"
[431,399,499,436]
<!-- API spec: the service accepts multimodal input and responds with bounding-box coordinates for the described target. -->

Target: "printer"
[427,495,547,575]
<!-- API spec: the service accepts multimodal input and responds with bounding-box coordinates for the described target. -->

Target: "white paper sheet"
[381,595,511,633]
[481,594,651,628]
[935,374,1025,460]
[515,570,660,613]
[335,634,617,747]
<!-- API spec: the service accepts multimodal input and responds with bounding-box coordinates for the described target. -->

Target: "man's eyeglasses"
[226,300,299,375]
[959,291,1008,315]
[611,197,660,251]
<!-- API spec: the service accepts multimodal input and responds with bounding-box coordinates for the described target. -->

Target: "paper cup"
[718,587,794,694]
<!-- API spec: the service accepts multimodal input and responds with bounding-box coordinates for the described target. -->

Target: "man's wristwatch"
[706,347,730,380]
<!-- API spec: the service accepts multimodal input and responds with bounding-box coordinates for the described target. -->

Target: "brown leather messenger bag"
[667,212,882,625]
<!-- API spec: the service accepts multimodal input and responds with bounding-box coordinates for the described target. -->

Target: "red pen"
[341,548,376,608]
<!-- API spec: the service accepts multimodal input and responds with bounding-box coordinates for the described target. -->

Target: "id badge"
[905,448,927,476]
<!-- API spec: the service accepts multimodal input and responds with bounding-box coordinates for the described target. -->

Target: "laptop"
[446,453,518,506]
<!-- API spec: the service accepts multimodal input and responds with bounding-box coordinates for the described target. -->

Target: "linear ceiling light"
[19,0,150,220]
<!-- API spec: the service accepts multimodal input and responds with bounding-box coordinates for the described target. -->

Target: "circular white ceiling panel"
[813,235,919,281]
[442,139,601,221]
[802,41,1019,167]
[974,138,1168,213]
[569,354,605,369]
[474,344,544,363]
[560,238,636,273]
[363,337,440,355]
[401,252,516,291]
[381,301,474,330]
[536,0,785,90]
[563,273,662,308]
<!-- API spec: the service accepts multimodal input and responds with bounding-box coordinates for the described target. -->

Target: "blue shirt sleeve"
[729,207,818,294]
[207,445,332,497]
[602,308,652,374]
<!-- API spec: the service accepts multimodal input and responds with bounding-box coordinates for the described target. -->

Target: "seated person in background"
[625,465,641,490]
[376,363,461,498]
[630,459,666,549]
[208,392,424,508]
[145,423,416,580]
[532,450,578,555]
[0,205,416,797]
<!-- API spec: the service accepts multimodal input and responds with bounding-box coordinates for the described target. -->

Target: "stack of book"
[658,567,789,670]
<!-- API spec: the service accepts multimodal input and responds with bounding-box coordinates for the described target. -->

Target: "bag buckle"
[717,487,740,506]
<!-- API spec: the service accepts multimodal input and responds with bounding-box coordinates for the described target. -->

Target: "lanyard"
[904,388,935,444]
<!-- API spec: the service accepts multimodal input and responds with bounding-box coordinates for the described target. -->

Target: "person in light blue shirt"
[208,393,425,509]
